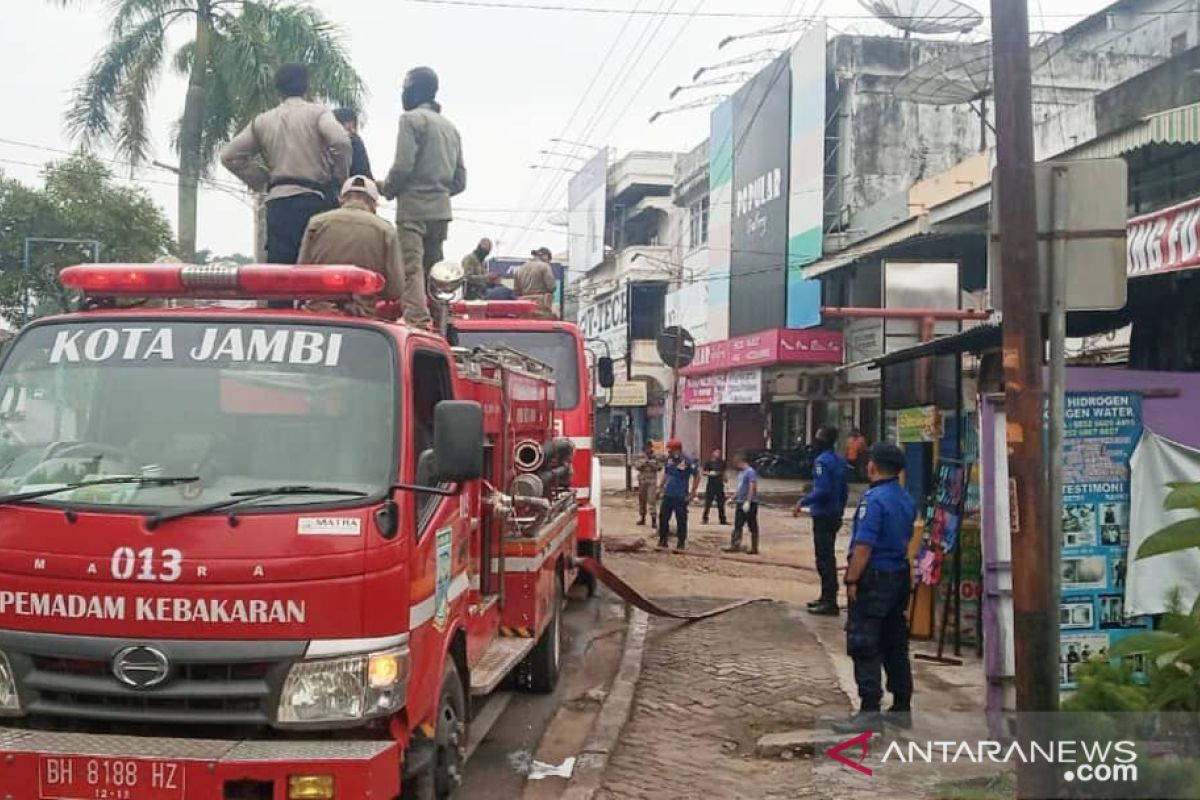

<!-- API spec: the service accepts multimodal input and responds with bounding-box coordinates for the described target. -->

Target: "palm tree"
[55,0,365,261]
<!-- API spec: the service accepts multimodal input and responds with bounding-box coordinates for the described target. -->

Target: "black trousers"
[658,496,689,547]
[812,515,842,604]
[730,503,759,552]
[845,568,913,710]
[703,481,727,524]
[266,193,332,309]
[266,193,332,264]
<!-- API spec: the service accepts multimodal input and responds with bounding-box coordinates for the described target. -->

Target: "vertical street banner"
[786,21,826,330]
[1059,391,1151,691]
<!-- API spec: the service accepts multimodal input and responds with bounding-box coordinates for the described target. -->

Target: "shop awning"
[802,219,926,279]
[838,324,1002,374]
[1068,102,1200,160]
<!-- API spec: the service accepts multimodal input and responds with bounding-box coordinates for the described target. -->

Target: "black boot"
[885,699,913,729]
[831,708,884,735]
[807,601,840,616]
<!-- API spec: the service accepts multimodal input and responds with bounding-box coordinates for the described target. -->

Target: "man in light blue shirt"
[724,452,760,555]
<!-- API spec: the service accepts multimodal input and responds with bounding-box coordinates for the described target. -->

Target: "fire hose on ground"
[574,557,769,621]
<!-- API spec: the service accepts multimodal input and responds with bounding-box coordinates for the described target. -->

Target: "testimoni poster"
[1059,391,1151,691]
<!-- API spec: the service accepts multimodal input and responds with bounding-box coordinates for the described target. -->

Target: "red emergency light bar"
[60,263,386,299]
[451,300,540,319]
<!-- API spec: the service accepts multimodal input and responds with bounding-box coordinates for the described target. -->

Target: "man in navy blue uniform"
[796,426,850,615]
[658,439,700,552]
[833,442,918,734]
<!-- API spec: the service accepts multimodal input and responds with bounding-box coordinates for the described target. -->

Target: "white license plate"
[39,755,185,800]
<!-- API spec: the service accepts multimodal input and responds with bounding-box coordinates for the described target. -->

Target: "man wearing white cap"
[297,176,407,316]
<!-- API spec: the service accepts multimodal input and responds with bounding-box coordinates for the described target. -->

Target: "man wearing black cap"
[833,441,918,734]
[381,66,466,328]
[515,247,558,318]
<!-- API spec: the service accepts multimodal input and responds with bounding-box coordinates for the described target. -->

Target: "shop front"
[680,327,844,457]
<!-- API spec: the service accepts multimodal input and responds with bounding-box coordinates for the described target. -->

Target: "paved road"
[459,590,626,800]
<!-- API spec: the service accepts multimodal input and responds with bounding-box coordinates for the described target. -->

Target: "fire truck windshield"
[0,320,396,509]
[455,329,580,410]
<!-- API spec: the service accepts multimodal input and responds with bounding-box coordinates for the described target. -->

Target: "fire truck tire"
[403,659,468,800]
[524,572,564,693]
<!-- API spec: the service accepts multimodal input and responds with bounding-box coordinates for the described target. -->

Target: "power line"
[405,0,1179,22]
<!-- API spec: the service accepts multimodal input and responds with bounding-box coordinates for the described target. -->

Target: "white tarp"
[1127,428,1200,616]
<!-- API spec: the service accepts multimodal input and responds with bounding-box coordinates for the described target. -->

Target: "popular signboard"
[786,21,827,329]
[729,54,792,337]
[567,150,608,274]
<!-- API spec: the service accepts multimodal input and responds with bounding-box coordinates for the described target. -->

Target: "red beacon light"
[60,263,385,300]
[450,300,540,320]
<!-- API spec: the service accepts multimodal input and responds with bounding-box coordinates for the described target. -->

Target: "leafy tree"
[55,0,364,261]
[0,155,173,324]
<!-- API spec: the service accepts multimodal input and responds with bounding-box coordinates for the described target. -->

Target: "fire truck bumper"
[0,727,400,799]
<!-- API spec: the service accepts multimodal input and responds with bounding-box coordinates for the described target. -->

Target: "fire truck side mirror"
[434,400,484,482]
[597,357,616,389]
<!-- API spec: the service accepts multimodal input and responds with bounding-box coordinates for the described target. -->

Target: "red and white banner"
[680,327,843,377]
[1127,195,1200,278]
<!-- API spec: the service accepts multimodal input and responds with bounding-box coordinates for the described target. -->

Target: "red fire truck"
[0,263,580,799]
[452,302,610,594]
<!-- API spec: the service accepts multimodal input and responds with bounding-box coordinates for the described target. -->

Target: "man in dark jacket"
[701,448,728,526]
[333,107,373,180]
[381,67,466,329]
[796,426,851,615]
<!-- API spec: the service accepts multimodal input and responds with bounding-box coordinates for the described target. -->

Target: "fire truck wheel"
[525,571,564,693]
[404,659,468,800]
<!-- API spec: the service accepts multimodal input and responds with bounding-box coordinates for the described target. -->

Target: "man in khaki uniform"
[635,442,663,527]
[297,176,403,316]
[381,67,466,328]
[221,63,351,271]
[461,238,492,300]
[515,247,558,318]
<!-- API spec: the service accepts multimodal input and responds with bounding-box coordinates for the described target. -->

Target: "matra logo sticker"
[47,327,344,367]
[433,527,454,632]
[297,517,362,536]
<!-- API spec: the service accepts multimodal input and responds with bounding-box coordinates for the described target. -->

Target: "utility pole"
[991,1,1057,795]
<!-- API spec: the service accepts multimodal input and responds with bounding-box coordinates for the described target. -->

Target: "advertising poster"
[915,462,969,587]
[946,520,983,647]
[567,150,608,274]
[897,405,942,443]
[1059,391,1151,691]
[729,54,792,337]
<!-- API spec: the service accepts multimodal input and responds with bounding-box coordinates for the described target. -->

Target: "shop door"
[700,412,721,456]
[726,405,767,455]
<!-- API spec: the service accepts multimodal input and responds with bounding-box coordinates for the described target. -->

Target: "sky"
[0,0,1113,263]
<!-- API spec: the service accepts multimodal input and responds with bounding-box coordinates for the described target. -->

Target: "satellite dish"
[893,33,1062,105]
[858,0,983,36]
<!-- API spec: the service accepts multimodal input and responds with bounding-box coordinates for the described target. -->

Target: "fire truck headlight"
[276,646,409,726]
[0,652,20,714]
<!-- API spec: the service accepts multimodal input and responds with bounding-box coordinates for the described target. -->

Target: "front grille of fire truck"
[9,647,291,732]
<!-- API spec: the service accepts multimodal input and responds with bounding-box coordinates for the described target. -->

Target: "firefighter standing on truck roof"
[515,247,559,318]
[658,439,700,552]
[635,442,663,528]
[381,66,466,330]
[297,176,403,317]
[221,63,351,287]
[832,442,917,735]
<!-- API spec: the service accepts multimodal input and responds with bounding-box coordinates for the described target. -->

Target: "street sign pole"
[991,0,1057,796]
